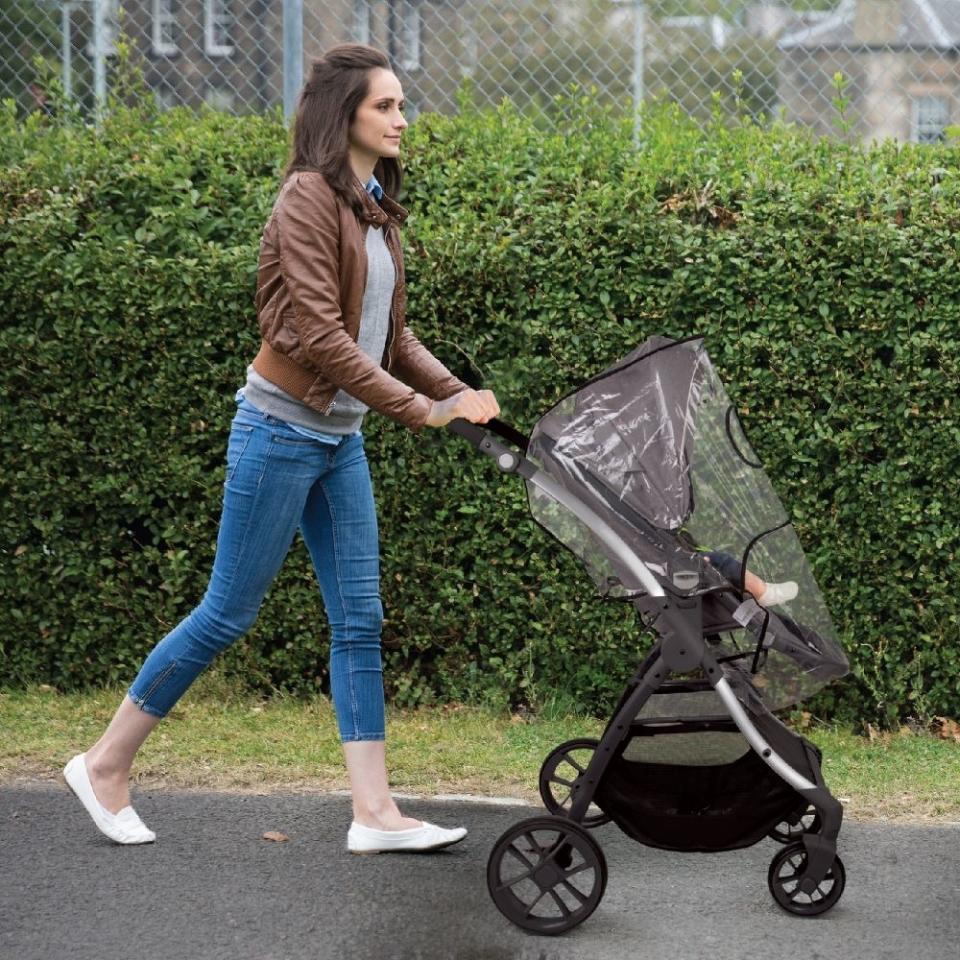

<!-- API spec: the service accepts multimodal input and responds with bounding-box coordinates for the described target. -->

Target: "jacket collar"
[355,177,409,228]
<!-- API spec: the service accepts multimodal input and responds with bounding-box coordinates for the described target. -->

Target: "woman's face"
[348,68,408,169]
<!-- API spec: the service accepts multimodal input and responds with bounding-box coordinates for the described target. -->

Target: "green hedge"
[2,91,958,726]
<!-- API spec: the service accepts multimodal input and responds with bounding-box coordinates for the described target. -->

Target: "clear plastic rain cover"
[526,336,848,710]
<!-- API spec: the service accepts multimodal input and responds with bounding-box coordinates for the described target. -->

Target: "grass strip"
[1,679,958,823]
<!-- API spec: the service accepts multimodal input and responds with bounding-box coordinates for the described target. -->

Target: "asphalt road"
[1,785,958,960]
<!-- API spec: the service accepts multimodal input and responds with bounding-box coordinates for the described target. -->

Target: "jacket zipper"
[382,221,399,368]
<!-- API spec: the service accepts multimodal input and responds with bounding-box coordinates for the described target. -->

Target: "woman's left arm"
[391,326,470,401]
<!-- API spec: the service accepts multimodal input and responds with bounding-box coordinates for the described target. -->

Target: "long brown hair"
[283,44,402,215]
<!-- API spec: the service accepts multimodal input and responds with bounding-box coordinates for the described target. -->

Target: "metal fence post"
[92,0,107,121]
[61,3,74,102]
[632,0,646,146]
[283,0,303,123]
[613,0,646,146]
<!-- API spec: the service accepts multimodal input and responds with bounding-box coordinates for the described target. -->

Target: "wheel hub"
[534,863,561,888]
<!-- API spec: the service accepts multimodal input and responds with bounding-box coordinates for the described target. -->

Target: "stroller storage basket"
[595,718,818,853]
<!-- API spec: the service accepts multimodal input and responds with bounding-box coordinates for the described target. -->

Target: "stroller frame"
[449,416,845,933]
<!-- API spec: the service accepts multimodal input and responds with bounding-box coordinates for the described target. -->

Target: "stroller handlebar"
[446,417,529,450]
[444,417,488,444]
[445,418,532,476]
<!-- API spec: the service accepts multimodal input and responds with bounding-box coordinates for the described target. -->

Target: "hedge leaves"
[2,94,957,725]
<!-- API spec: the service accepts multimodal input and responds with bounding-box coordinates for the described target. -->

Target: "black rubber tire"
[538,738,611,827]
[769,805,822,844]
[487,815,608,935]
[768,840,846,916]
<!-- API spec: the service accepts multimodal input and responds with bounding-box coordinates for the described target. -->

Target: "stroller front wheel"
[538,738,611,827]
[487,815,608,935]
[768,841,846,916]
[769,805,822,844]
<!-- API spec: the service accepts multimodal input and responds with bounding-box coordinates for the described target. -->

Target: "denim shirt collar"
[364,174,384,201]
[356,175,408,227]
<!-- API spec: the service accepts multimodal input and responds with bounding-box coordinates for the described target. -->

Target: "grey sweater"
[241,222,396,436]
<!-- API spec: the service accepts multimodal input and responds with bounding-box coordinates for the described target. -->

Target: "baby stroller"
[448,335,849,935]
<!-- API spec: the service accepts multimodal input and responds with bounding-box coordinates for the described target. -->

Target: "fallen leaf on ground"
[262,831,290,842]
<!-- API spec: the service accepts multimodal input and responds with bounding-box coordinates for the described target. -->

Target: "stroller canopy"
[525,336,848,709]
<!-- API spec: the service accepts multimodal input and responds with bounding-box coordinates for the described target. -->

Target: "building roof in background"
[779,0,960,50]
[659,15,734,49]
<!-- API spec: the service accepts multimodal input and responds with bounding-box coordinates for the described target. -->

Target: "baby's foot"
[758,580,799,607]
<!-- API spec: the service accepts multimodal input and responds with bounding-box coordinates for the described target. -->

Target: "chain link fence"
[2,0,958,141]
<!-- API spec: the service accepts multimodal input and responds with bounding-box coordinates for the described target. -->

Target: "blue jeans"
[128,396,386,741]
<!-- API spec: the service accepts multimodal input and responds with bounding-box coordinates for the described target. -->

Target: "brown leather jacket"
[251,171,468,431]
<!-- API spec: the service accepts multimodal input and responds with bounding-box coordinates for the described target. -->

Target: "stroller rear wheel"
[769,805,822,844]
[768,840,846,916]
[538,738,611,827]
[487,815,608,935]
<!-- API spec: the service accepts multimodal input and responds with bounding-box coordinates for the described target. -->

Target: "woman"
[64,44,500,854]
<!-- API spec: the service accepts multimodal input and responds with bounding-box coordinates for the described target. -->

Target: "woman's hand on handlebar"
[426,389,500,428]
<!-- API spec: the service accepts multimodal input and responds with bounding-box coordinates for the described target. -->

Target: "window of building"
[460,18,478,78]
[152,0,178,56]
[913,94,949,144]
[205,0,234,57]
[204,83,236,112]
[399,1,422,71]
[85,0,119,58]
[353,0,372,44]
[154,85,179,111]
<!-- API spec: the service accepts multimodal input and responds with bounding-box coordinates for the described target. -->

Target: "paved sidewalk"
[1,784,958,960]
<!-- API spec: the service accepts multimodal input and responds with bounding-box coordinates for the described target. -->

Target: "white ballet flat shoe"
[347,820,467,855]
[63,754,156,845]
